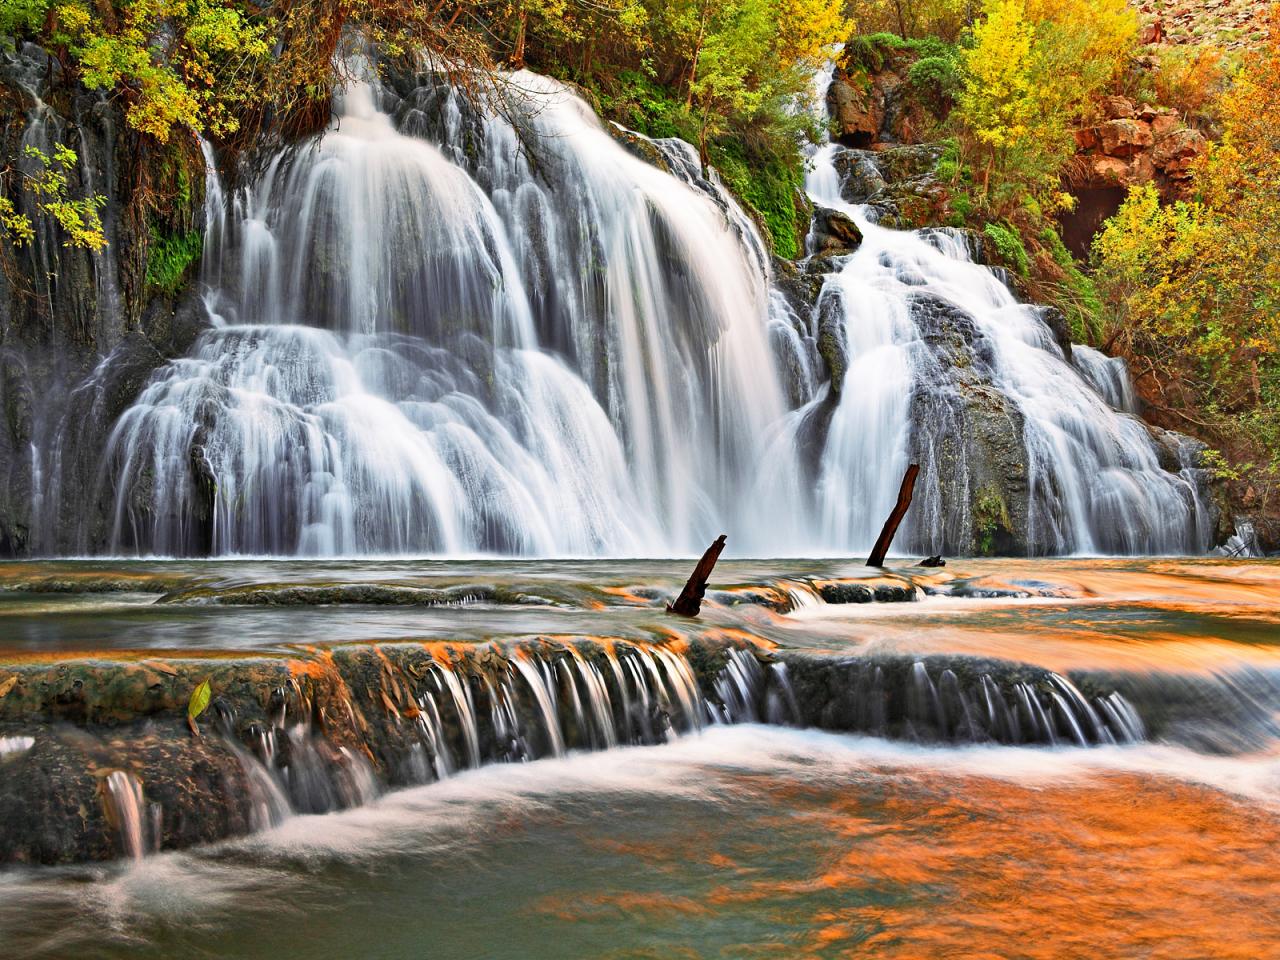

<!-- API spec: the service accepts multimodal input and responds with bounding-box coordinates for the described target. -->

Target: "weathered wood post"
[669,534,727,617]
[867,464,919,567]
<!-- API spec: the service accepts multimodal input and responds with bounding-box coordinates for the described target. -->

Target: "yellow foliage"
[1152,45,1234,118]
[1024,0,1138,87]
[957,0,1038,151]
[1094,8,1280,410]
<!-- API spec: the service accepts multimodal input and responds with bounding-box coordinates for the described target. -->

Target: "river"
[1,557,1277,957]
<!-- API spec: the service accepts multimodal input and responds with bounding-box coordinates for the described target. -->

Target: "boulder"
[1153,127,1206,179]
[809,205,863,254]
[1150,112,1180,138]
[1102,95,1137,120]
[1097,118,1154,157]
[827,78,881,148]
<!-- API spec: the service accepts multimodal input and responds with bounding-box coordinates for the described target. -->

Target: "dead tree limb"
[669,534,726,617]
[867,464,919,567]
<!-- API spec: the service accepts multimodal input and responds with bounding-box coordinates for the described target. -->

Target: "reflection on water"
[2,558,1280,666]
[3,558,1280,957]
[2,727,1277,959]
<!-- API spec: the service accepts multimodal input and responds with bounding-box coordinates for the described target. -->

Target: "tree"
[1094,8,1280,422]
[954,0,1039,194]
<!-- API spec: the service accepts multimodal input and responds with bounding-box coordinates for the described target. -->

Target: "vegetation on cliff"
[835,0,1279,531]
[1094,10,1280,512]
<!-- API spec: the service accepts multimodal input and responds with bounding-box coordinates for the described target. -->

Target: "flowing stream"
[2,556,1279,956]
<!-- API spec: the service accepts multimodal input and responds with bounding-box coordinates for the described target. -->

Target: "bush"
[983,221,1030,275]
[146,229,203,294]
[908,51,962,116]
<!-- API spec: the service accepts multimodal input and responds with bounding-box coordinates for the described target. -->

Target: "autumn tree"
[1094,8,1280,448]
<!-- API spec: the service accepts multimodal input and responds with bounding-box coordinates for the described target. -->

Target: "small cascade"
[103,770,148,861]
[1072,345,1139,415]
[0,735,35,760]
[8,632,1251,865]
[781,654,1150,747]
[783,581,826,613]
[168,638,725,843]
[712,647,801,725]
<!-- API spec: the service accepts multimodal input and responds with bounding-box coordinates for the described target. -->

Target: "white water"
[87,61,1211,557]
[3,725,1276,949]
[99,72,795,557]
[796,61,1213,554]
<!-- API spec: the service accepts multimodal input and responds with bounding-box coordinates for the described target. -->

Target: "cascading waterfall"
[796,61,1214,555]
[98,68,798,557]
[53,637,1157,862]
[84,56,1212,557]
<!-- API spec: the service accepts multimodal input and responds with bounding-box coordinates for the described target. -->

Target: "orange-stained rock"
[828,78,881,147]
[1153,127,1207,178]
[1150,112,1181,138]
[1102,95,1137,120]
[1098,118,1155,156]
[1091,155,1133,183]
[1075,126,1101,150]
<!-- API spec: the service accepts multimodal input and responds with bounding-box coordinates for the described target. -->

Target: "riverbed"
[1,557,1278,958]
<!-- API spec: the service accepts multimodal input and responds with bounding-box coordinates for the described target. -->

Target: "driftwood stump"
[867,465,919,567]
[669,535,727,617]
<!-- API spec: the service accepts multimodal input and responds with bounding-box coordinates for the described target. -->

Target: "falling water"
[98,67,795,557]
[81,57,1213,557]
[796,62,1214,555]
[103,770,147,861]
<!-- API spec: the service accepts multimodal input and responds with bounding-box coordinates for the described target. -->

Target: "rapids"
[2,726,1278,959]
[2,555,1279,955]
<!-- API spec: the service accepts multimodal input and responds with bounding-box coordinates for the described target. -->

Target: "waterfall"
[103,770,148,860]
[98,68,797,557]
[795,62,1214,555]
[83,58,1212,557]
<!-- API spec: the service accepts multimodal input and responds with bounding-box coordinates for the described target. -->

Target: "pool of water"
[3,557,1279,957]
[2,725,1277,959]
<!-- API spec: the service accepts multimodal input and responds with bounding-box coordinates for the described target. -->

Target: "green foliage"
[1,143,106,250]
[709,138,806,258]
[973,488,1010,554]
[146,228,202,294]
[907,48,962,115]
[0,0,50,35]
[1200,447,1242,483]
[1039,226,1102,341]
[983,221,1029,276]
[550,0,829,258]
[48,0,273,142]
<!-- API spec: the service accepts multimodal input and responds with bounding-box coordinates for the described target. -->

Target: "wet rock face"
[0,45,212,557]
[904,294,1031,556]
[808,205,863,254]
[830,144,946,228]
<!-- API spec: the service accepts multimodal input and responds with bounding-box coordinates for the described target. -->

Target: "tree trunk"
[669,535,727,617]
[513,7,527,68]
[867,464,920,567]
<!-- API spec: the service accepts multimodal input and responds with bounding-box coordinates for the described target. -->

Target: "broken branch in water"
[669,535,727,617]
[867,465,920,567]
